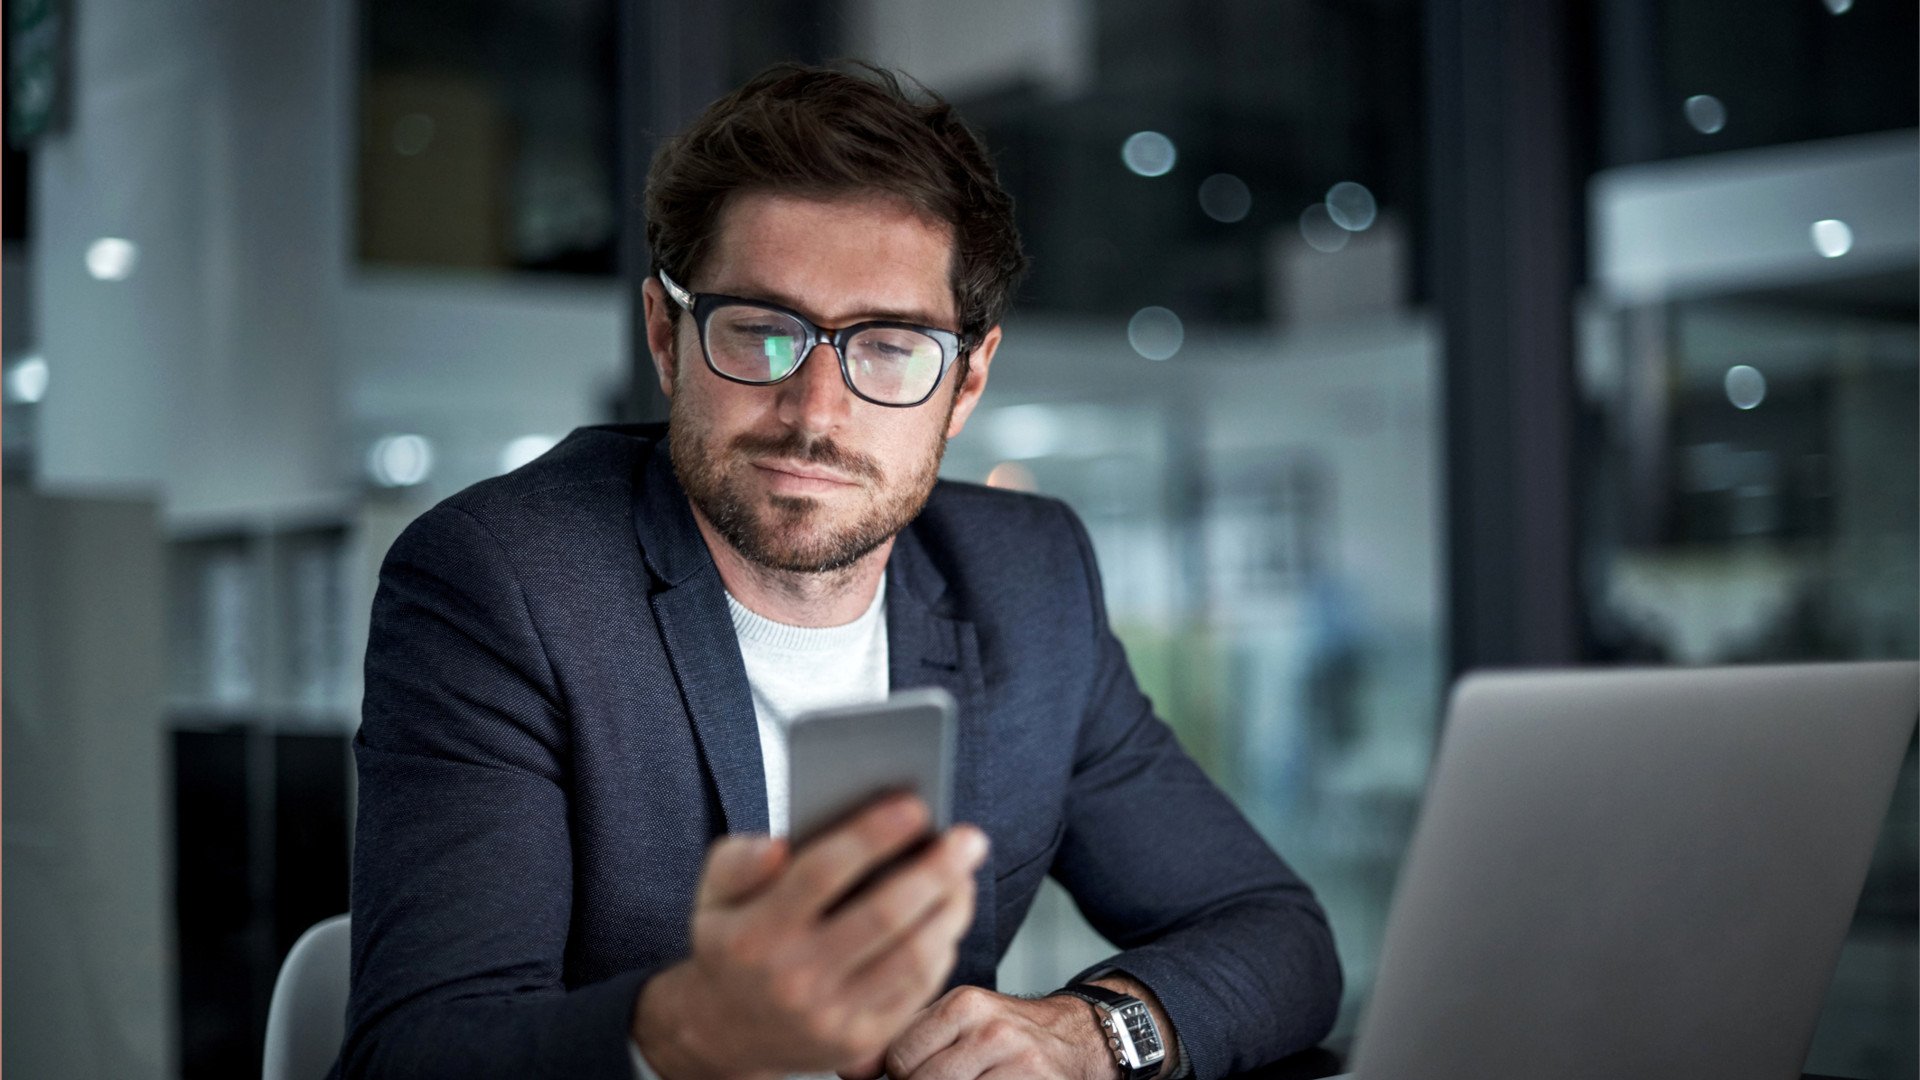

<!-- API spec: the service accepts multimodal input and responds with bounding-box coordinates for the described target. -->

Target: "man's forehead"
[701,190,959,327]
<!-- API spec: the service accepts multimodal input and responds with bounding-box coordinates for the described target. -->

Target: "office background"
[2,0,1914,1077]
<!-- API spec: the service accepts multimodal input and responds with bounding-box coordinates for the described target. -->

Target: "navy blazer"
[340,423,1339,1079]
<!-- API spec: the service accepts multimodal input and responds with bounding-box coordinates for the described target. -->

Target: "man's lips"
[751,459,861,488]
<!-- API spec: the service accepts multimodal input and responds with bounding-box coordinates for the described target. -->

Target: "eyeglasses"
[658,269,968,408]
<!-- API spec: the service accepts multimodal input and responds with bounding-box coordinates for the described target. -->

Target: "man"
[341,63,1340,1080]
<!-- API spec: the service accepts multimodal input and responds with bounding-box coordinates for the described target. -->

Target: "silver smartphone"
[784,686,957,849]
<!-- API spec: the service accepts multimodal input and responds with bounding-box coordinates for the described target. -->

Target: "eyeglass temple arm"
[657,268,695,311]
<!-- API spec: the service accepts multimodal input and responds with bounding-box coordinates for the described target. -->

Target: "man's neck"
[689,508,892,628]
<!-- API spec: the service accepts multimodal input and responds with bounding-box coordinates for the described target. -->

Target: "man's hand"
[632,795,988,1080]
[851,977,1181,1080]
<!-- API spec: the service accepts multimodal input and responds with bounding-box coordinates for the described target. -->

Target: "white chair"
[262,914,351,1080]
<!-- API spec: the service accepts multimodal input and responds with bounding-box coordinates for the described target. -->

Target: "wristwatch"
[1052,982,1166,1080]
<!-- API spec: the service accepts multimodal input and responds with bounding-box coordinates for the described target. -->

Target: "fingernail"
[958,828,989,864]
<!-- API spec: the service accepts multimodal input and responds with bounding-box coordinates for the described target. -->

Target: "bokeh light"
[85,237,139,281]
[1298,204,1351,252]
[499,434,560,474]
[1324,181,1378,231]
[1127,306,1184,361]
[1724,365,1767,410]
[1683,94,1727,134]
[1198,173,1253,223]
[1121,131,1178,178]
[1811,219,1853,258]
[5,355,49,404]
[368,434,435,488]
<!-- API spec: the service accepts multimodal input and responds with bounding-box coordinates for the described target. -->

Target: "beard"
[669,402,951,575]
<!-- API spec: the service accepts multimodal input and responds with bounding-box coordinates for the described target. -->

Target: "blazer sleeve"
[1047,502,1343,1080]
[339,504,653,1079]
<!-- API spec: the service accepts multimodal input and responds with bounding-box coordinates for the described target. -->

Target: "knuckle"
[927,986,964,1020]
[946,984,990,1018]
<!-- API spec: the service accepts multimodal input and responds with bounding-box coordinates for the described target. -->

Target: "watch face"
[1117,1002,1164,1065]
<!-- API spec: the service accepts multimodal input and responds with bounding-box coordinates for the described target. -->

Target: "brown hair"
[644,62,1027,352]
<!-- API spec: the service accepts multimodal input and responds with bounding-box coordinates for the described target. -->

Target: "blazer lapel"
[651,583,768,835]
[633,438,769,836]
[887,527,999,988]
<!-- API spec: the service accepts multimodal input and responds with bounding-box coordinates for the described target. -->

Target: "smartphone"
[784,686,957,850]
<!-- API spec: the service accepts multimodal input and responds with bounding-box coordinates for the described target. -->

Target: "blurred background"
[2,0,1914,1076]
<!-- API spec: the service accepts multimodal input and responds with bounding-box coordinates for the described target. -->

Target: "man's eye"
[730,322,790,337]
[858,333,926,359]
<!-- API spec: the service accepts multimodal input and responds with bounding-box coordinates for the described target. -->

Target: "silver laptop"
[1344,661,1917,1080]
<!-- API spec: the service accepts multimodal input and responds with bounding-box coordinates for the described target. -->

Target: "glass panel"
[1581,275,1918,1077]
[356,0,618,274]
[1585,4,1918,1057]
[949,323,1440,1026]
[1587,2,1917,1066]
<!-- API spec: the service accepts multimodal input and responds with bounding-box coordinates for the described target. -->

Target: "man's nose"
[775,341,853,433]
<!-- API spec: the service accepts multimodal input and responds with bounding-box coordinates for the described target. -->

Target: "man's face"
[643,191,1000,574]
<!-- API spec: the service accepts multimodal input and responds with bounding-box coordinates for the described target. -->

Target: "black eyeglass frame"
[658,268,970,409]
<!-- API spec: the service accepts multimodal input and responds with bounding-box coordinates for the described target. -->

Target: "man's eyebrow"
[713,282,952,330]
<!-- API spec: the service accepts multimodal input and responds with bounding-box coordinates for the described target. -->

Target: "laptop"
[1340,661,1917,1080]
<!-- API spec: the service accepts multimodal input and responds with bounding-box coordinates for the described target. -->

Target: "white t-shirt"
[727,575,891,837]
[631,577,890,1080]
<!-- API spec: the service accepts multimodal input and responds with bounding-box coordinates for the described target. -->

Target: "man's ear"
[944,324,1000,439]
[641,276,680,399]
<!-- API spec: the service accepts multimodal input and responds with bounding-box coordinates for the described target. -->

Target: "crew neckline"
[724,574,887,653]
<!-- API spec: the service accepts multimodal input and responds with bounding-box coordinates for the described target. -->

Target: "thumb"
[697,833,788,908]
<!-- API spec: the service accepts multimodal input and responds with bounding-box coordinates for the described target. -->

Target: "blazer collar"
[630,425,714,589]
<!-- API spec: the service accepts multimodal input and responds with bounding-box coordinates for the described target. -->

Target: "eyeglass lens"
[705,302,945,404]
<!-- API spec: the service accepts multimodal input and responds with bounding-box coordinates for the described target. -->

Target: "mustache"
[729,429,883,483]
